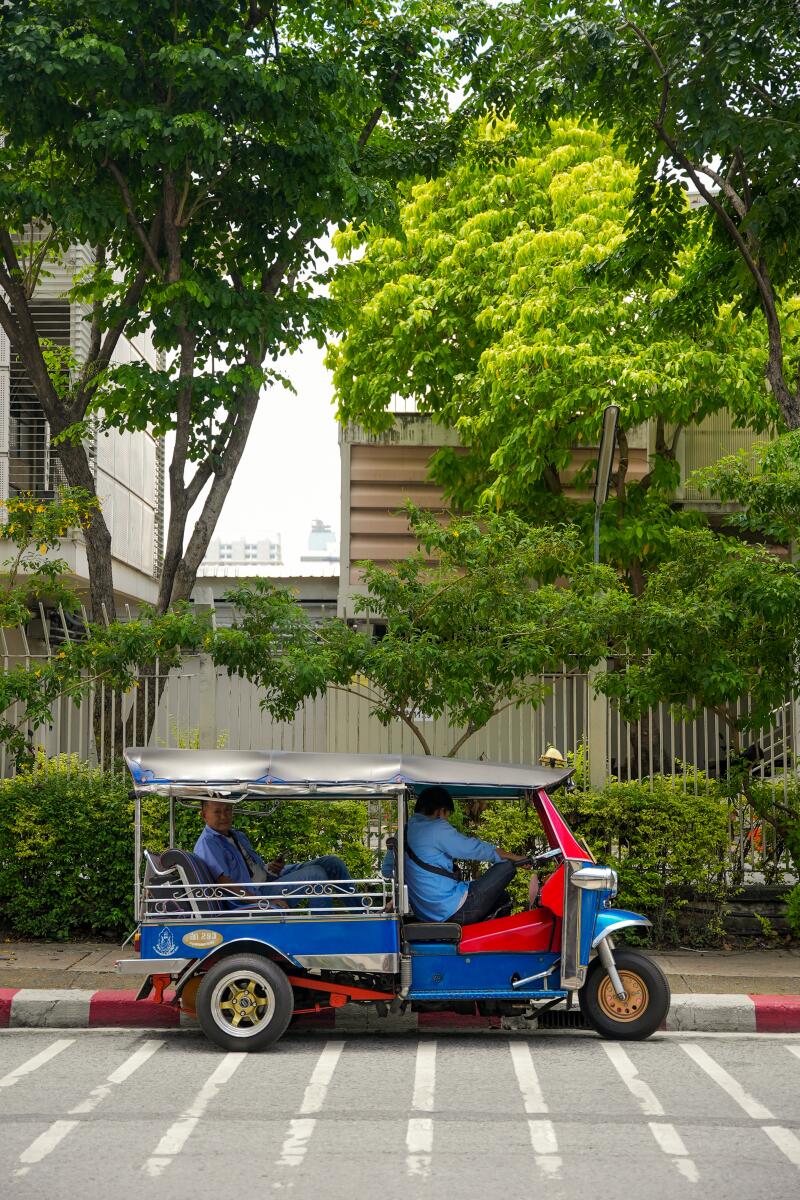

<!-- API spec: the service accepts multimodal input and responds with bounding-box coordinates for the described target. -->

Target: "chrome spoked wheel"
[196,954,293,1051]
[210,970,276,1038]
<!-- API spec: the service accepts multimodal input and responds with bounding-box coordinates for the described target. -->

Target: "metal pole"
[593,508,601,566]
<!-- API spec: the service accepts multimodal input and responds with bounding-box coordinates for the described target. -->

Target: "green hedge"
[0,757,373,940]
[477,773,730,943]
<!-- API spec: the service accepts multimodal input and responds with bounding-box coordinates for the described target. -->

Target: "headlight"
[571,866,617,893]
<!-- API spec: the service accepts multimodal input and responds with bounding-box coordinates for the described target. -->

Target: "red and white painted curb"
[2,988,800,1033]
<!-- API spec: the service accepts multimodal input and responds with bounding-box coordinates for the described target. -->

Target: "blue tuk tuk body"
[119,749,669,1049]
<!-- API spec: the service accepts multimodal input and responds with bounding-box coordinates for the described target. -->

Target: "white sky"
[182,340,342,564]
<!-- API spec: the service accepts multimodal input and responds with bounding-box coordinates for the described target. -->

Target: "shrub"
[0,755,373,939]
[786,884,800,939]
[476,773,730,943]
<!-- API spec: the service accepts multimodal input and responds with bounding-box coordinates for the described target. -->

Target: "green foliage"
[0,0,492,612]
[694,432,800,545]
[0,755,373,938]
[786,884,800,939]
[598,527,800,738]
[476,774,730,943]
[0,489,98,627]
[312,506,628,754]
[485,1,800,428]
[238,802,374,880]
[330,117,773,580]
[0,756,134,939]
[747,778,800,884]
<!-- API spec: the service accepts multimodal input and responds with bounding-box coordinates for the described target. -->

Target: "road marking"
[0,1038,73,1089]
[298,1040,344,1114]
[680,1043,773,1120]
[648,1122,699,1183]
[70,1039,164,1115]
[682,1042,800,1172]
[14,1040,164,1176]
[787,1046,800,1061]
[143,1052,246,1177]
[509,1041,548,1112]
[606,1043,698,1182]
[509,1041,561,1179]
[602,1043,663,1115]
[277,1041,345,1168]
[407,1039,436,1178]
[762,1126,800,1170]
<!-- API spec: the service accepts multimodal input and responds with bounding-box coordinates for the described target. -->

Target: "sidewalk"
[1,939,799,1033]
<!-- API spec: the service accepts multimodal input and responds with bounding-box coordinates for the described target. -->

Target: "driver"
[382,786,535,925]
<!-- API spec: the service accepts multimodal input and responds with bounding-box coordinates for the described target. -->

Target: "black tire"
[196,954,293,1052]
[579,947,670,1041]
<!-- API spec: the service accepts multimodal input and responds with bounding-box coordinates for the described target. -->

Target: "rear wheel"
[579,947,670,1041]
[196,954,293,1051]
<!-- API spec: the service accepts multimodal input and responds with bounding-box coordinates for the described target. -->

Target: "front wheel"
[196,954,293,1051]
[579,947,670,1041]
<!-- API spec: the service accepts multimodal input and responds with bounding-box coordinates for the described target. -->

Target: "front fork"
[597,935,627,1001]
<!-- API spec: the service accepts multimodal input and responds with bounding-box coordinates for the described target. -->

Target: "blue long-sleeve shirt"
[381,812,502,922]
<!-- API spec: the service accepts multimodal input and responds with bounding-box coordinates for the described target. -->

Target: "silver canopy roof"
[124,748,573,798]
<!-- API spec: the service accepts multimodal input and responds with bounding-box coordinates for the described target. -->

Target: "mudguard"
[591,908,652,948]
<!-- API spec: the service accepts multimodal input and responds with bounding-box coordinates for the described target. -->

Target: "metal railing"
[142,877,390,922]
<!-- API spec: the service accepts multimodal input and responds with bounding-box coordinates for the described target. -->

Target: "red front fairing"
[458,788,582,956]
[459,904,562,954]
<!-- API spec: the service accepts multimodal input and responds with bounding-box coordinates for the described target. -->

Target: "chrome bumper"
[116,957,191,975]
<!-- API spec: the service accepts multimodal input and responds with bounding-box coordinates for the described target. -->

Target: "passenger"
[193,799,352,902]
[382,786,534,925]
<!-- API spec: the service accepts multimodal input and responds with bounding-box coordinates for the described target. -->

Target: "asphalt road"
[1,1028,799,1199]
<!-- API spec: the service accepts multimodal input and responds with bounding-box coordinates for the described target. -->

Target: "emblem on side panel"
[182,930,224,950]
[154,927,179,957]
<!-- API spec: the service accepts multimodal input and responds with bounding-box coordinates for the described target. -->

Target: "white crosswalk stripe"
[682,1041,800,1174]
[277,1040,345,1168]
[143,1052,246,1177]
[604,1042,699,1182]
[15,1039,163,1177]
[406,1039,436,1178]
[509,1041,562,1178]
[0,1038,73,1089]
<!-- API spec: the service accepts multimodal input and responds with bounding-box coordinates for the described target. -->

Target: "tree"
[597,525,800,873]
[482,1,800,429]
[330,118,773,587]
[0,0,486,623]
[316,506,625,756]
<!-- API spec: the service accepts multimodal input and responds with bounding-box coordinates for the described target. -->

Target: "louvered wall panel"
[680,415,771,501]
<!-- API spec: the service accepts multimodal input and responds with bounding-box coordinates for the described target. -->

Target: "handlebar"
[516,848,563,868]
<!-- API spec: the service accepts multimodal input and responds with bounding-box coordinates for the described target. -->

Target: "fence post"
[194,587,218,749]
[587,664,608,791]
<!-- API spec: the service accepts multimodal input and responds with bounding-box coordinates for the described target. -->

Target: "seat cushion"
[404,922,462,944]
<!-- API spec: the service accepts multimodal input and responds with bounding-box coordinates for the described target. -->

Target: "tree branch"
[107,160,163,276]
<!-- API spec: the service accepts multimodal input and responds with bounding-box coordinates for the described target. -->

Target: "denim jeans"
[447,860,516,925]
[278,855,354,909]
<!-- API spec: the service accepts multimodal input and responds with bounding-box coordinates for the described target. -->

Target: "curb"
[2,988,800,1033]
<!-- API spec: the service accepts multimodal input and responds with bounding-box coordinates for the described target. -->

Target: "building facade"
[0,245,164,607]
[337,412,767,615]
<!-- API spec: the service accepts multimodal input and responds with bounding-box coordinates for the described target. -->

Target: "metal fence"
[2,628,798,882]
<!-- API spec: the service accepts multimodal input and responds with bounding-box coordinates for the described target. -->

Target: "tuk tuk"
[118,748,670,1050]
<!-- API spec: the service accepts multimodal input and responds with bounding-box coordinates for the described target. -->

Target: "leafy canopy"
[330,119,773,577]
[319,505,627,755]
[479,1,800,427]
[0,0,489,612]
